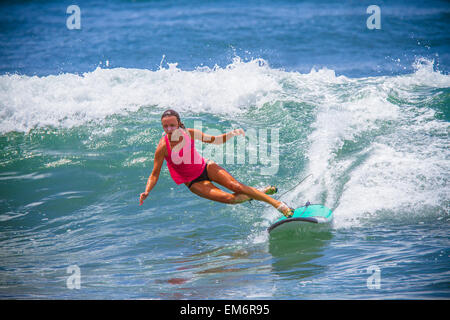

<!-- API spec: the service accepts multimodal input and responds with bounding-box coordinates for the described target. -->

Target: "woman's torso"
[162,128,206,184]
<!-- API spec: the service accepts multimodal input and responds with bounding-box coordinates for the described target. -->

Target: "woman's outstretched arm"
[189,128,245,145]
[139,141,165,206]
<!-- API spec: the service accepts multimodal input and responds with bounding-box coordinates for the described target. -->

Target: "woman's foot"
[247,185,277,203]
[234,185,278,204]
[277,202,295,218]
[263,185,278,195]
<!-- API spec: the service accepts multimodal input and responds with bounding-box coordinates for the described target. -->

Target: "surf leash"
[246,174,313,208]
[277,174,313,201]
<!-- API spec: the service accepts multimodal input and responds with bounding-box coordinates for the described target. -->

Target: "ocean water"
[0,0,449,299]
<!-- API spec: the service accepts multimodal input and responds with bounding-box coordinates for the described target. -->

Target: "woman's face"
[161,115,179,134]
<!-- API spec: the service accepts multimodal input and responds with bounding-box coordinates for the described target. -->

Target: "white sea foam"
[0,58,281,133]
[299,58,450,228]
[1,57,448,133]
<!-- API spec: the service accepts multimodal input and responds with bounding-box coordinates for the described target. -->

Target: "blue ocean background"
[0,0,449,299]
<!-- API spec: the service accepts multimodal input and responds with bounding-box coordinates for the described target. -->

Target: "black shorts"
[187,160,212,189]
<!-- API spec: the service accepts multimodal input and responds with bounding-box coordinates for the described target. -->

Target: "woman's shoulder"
[157,135,168,155]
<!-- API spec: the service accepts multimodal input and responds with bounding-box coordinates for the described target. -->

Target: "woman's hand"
[230,128,245,137]
[139,192,149,206]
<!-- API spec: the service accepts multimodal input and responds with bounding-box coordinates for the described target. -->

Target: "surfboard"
[268,203,333,234]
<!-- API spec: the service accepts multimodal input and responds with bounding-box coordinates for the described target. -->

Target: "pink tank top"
[164,129,206,184]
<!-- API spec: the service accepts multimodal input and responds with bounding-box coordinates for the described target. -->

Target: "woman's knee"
[214,190,242,205]
[228,181,246,194]
[220,193,239,204]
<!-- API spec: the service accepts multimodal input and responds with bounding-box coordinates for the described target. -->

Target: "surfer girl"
[139,109,294,218]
